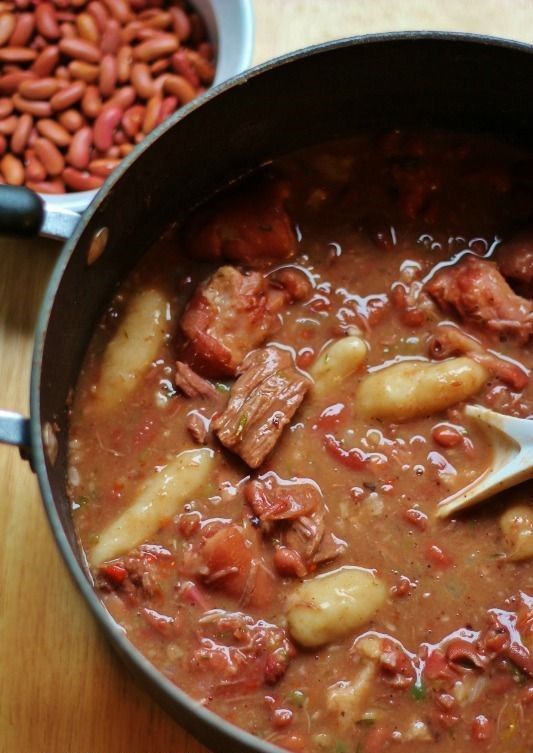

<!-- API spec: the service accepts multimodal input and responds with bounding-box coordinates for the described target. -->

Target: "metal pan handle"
[0,184,80,241]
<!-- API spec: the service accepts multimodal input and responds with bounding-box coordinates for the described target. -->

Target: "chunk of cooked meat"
[175,360,218,398]
[213,346,311,468]
[426,255,533,343]
[245,473,320,521]
[180,266,284,378]
[495,232,533,297]
[183,177,296,268]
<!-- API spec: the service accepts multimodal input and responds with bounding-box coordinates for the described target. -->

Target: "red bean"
[0,115,18,135]
[88,156,120,176]
[99,53,117,97]
[75,11,100,44]
[68,60,98,83]
[50,80,86,111]
[130,62,154,98]
[121,103,143,137]
[86,0,109,33]
[103,0,131,25]
[34,136,64,175]
[142,93,160,133]
[432,424,463,448]
[93,104,122,150]
[24,148,47,182]
[157,94,176,124]
[116,45,132,82]
[169,6,190,41]
[81,84,101,118]
[65,125,92,168]
[37,118,72,147]
[1,152,24,184]
[9,12,34,46]
[0,46,37,63]
[0,98,13,119]
[27,177,65,193]
[11,112,33,153]
[35,3,60,40]
[59,36,101,63]
[100,17,121,54]
[163,74,196,103]
[19,77,60,99]
[58,108,85,132]
[12,94,52,117]
[31,45,60,77]
[134,34,178,62]
[62,166,103,190]
[0,12,15,46]
[0,71,35,94]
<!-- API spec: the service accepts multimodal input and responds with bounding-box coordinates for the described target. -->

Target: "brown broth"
[69,131,532,753]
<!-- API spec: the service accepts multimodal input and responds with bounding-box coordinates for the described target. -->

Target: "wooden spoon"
[436,405,533,518]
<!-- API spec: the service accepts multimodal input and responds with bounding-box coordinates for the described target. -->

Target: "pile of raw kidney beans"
[0,0,214,192]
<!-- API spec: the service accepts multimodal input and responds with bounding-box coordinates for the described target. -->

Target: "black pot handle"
[0,184,80,240]
[0,185,44,236]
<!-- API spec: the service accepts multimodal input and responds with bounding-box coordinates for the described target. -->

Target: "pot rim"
[30,30,533,753]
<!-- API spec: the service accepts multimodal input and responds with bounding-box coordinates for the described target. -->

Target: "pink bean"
[37,118,72,147]
[0,98,13,119]
[24,148,47,182]
[19,77,60,99]
[93,104,122,151]
[1,153,24,184]
[10,112,33,153]
[27,177,65,193]
[34,136,64,175]
[9,12,34,46]
[100,18,121,54]
[62,166,103,190]
[58,108,85,132]
[31,45,60,77]
[59,36,101,64]
[66,125,92,169]
[81,84,102,118]
[121,104,143,137]
[50,80,86,111]
[12,94,52,117]
[99,53,117,97]
[35,2,60,40]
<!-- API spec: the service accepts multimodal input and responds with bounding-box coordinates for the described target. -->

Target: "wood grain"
[1,2,532,752]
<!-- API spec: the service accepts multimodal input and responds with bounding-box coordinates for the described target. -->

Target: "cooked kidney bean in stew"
[69,131,533,753]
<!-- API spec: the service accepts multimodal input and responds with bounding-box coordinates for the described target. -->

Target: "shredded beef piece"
[426,255,533,343]
[183,177,296,268]
[189,610,293,693]
[212,346,311,468]
[283,509,346,570]
[175,360,218,398]
[245,473,320,521]
[185,410,211,444]
[180,266,284,378]
[495,232,533,297]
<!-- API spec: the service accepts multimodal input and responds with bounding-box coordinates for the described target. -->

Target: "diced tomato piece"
[471,715,494,742]
[201,524,273,607]
[424,649,455,681]
[425,543,454,569]
[324,433,366,470]
[315,402,347,432]
[101,563,128,585]
[274,734,306,753]
[402,507,428,531]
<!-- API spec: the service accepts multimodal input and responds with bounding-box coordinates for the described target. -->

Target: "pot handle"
[0,185,80,241]
[0,410,31,462]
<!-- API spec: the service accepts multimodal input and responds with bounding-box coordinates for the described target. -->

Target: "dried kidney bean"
[0,0,212,193]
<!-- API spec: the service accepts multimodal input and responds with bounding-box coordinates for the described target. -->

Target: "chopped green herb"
[87,533,100,547]
[334,742,347,753]
[287,689,306,708]
[410,680,427,701]
[357,712,376,727]
[236,413,248,436]
[215,382,230,394]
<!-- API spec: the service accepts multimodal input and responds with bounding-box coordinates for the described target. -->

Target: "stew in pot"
[68,130,532,753]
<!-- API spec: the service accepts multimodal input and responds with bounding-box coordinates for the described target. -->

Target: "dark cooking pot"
[0,32,532,753]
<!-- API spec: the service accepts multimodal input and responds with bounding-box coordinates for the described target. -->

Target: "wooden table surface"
[1,2,532,752]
